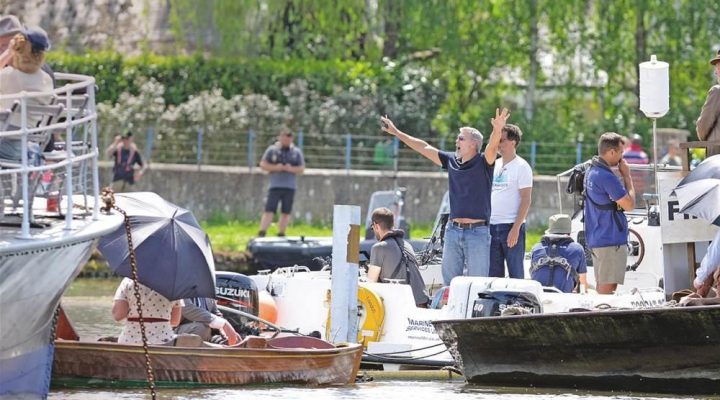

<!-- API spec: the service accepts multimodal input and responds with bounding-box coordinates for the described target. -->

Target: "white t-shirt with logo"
[490,155,534,224]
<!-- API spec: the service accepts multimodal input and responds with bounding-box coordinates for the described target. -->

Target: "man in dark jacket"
[367,207,430,307]
[530,214,587,293]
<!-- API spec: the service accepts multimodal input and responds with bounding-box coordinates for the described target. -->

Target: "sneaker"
[277,232,286,237]
[257,230,266,237]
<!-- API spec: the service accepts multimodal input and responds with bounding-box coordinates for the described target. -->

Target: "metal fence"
[102,128,600,175]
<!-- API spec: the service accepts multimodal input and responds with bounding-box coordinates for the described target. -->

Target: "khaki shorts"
[591,245,628,285]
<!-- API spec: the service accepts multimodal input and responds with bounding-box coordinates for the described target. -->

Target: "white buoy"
[329,205,361,344]
[639,54,670,118]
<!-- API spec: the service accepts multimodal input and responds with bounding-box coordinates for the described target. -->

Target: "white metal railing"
[0,73,100,239]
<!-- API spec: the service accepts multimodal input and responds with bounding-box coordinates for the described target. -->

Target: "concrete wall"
[102,163,574,230]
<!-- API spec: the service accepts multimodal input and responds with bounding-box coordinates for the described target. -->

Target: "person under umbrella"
[112,278,183,345]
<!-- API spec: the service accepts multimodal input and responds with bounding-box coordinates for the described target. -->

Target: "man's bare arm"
[380,116,441,166]
[485,108,510,164]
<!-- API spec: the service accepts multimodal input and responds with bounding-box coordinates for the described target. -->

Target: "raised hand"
[491,108,510,131]
[380,115,400,136]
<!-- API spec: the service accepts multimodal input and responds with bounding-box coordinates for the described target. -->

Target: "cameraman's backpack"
[566,161,591,198]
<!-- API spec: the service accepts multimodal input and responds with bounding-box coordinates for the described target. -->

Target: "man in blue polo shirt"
[380,108,509,285]
[584,132,635,294]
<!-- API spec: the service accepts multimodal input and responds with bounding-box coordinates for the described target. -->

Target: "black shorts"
[264,188,295,214]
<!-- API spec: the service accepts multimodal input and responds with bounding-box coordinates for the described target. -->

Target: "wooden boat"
[432,304,720,395]
[52,335,363,387]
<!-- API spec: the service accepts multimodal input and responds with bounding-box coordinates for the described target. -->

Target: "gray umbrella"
[672,178,720,227]
[98,192,216,300]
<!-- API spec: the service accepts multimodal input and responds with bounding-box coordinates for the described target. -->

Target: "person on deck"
[622,134,649,164]
[112,278,183,345]
[489,123,533,279]
[696,49,720,157]
[584,132,635,295]
[381,108,509,286]
[367,207,430,307]
[530,214,588,293]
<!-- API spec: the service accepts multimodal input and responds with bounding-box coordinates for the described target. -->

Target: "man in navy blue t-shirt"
[584,132,635,294]
[381,108,509,285]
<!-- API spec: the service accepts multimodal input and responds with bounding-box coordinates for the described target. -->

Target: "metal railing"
[100,127,603,175]
[0,73,101,238]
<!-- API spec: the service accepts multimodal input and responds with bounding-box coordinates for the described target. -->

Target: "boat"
[52,335,363,387]
[249,269,667,370]
[0,74,124,398]
[432,304,720,394]
[429,138,720,394]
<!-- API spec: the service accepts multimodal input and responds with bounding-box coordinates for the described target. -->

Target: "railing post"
[440,137,446,151]
[88,83,100,221]
[145,126,155,161]
[298,129,304,151]
[530,141,537,170]
[576,142,583,165]
[64,87,75,230]
[345,133,352,173]
[196,127,204,169]
[248,129,255,171]
[18,94,30,238]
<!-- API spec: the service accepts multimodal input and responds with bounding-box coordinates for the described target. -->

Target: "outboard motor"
[215,271,259,332]
[471,289,542,317]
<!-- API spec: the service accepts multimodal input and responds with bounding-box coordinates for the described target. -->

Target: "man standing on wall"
[380,108,508,285]
[105,132,145,192]
[584,132,635,294]
[258,128,305,237]
[489,124,533,278]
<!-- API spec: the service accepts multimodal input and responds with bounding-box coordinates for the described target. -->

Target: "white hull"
[250,269,667,369]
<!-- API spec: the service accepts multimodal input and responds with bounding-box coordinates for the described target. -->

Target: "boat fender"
[325,286,385,348]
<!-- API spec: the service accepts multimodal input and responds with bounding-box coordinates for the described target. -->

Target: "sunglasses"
[456,135,467,141]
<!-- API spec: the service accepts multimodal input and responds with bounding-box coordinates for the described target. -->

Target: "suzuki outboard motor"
[471,289,542,317]
[215,271,259,332]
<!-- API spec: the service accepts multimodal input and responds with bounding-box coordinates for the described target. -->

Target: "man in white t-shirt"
[489,124,533,278]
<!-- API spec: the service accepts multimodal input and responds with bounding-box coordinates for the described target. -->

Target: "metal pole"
[145,126,155,161]
[576,142,583,165]
[196,128,204,170]
[345,134,352,173]
[248,129,255,171]
[19,94,30,238]
[530,141,537,170]
[298,129,304,150]
[652,118,659,194]
[64,89,74,230]
[88,82,100,221]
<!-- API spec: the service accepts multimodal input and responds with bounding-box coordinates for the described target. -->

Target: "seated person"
[529,214,588,293]
[693,229,720,296]
[367,207,430,307]
[0,27,53,165]
[176,297,240,345]
[112,278,183,345]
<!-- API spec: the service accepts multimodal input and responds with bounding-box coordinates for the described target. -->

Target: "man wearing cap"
[697,49,720,157]
[105,132,145,192]
[529,214,587,293]
[381,108,509,285]
[257,128,305,237]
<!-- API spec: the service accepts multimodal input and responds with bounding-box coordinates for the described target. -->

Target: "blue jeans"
[489,223,526,278]
[441,224,491,285]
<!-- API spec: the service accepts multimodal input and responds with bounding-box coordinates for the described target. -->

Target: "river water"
[52,283,717,400]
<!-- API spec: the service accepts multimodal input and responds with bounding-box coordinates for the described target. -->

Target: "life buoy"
[325,285,385,348]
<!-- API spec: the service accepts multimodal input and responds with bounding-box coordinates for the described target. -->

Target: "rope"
[363,341,446,356]
[102,187,157,400]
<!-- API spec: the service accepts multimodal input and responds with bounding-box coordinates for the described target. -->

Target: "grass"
[200,218,544,254]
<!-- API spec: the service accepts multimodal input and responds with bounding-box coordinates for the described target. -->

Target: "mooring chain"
[102,187,157,400]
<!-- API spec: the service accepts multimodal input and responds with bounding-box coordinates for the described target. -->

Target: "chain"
[102,187,157,399]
